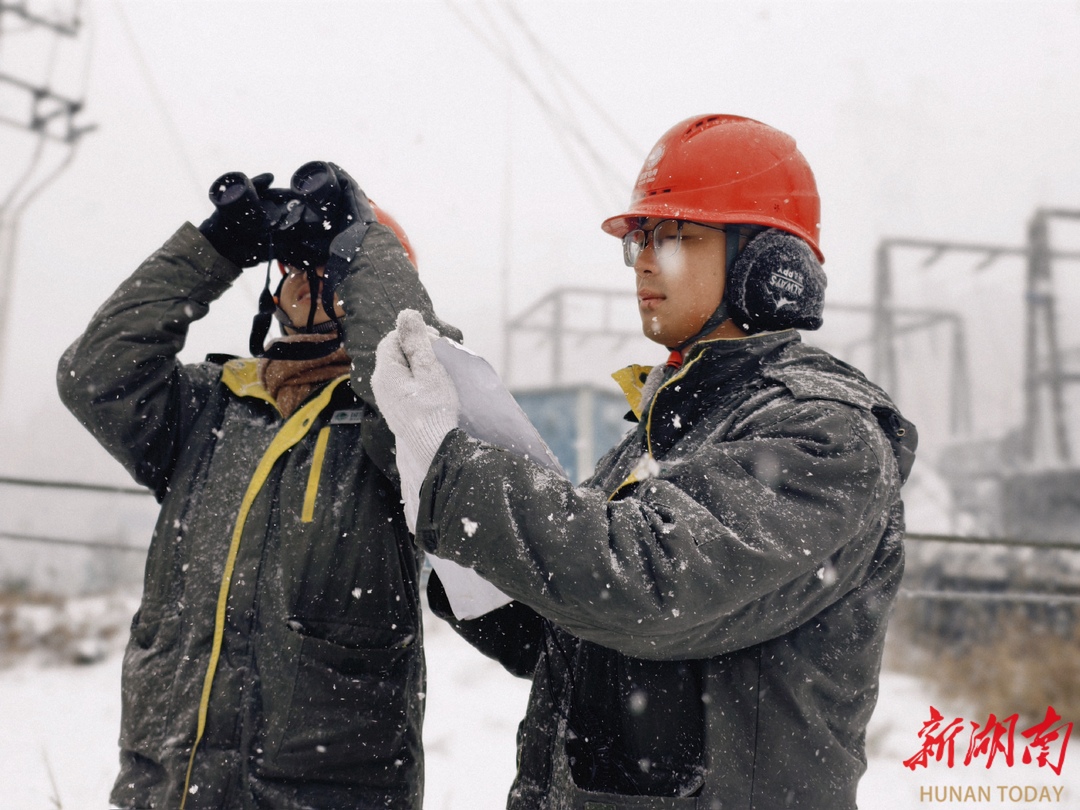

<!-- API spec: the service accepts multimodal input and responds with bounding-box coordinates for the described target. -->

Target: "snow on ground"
[1,647,122,807]
[416,612,532,810]
[0,599,531,810]
[1,598,1075,809]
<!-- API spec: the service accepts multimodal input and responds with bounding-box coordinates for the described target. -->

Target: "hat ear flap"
[726,228,827,333]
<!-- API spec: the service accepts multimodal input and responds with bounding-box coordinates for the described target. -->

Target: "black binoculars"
[290,161,342,208]
[208,161,350,268]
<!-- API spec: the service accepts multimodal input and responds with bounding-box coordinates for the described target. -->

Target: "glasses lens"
[623,229,645,267]
[652,220,681,259]
[621,220,686,266]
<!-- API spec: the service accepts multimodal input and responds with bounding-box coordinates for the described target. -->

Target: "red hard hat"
[369,200,418,268]
[602,114,823,262]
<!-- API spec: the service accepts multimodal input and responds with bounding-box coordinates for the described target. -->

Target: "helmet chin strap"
[249,256,282,357]
[664,227,744,369]
[249,261,344,360]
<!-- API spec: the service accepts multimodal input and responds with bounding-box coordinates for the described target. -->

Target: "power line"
[906,531,1080,553]
[109,0,202,201]
[0,1,81,36]
[0,530,147,553]
[0,474,150,496]
[497,0,643,159]
[105,2,266,315]
[445,0,630,214]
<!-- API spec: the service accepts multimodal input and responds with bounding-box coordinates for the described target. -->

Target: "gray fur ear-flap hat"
[726,228,827,332]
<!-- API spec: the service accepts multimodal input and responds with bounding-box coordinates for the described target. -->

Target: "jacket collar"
[220,357,351,417]
[682,329,799,367]
[613,330,801,418]
[221,358,275,408]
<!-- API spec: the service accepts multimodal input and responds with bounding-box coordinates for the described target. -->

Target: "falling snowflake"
[816,563,838,585]
[631,454,660,481]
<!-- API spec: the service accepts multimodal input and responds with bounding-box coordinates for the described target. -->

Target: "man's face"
[632,219,728,348]
[277,264,345,332]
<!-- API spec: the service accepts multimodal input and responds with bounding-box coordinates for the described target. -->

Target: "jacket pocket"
[117,610,183,755]
[550,714,705,809]
[264,621,419,786]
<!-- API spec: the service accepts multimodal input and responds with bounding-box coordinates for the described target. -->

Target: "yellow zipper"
[180,374,349,807]
[606,349,710,501]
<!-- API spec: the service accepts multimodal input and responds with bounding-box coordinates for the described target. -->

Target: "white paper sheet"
[426,337,566,620]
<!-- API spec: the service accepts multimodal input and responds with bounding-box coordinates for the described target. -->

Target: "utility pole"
[874,221,1080,464]
[1022,209,1080,465]
[0,1,94,402]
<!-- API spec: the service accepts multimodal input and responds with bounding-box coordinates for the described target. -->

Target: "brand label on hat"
[768,264,804,307]
[637,144,666,187]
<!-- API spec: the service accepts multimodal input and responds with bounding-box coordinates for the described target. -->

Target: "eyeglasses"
[621,219,729,267]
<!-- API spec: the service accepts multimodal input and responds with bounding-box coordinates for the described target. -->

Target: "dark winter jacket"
[58,222,457,810]
[420,331,912,809]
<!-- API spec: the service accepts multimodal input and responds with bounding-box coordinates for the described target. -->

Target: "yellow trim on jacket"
[606,346,715,500]
[610,363,654,421]
[221,357,280,414]
[180,372,350,807]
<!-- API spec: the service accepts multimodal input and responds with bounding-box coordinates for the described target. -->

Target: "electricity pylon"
[0,1,94,402]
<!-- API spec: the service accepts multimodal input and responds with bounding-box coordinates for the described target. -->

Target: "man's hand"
[372,309,460,532]
[198,171,275,267]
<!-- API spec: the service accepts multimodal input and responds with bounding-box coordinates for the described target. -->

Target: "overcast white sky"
[1,0,1079,484]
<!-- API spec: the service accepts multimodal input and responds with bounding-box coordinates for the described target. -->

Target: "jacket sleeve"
[335,223,462,481]
[56,223,240,496]
[415,399,901,661]
[336,223,461,413]
[426,570,545,679]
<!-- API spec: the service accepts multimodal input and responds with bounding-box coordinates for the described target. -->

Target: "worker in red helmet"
[372,116,916,808]
[601,114,828,364]
[58,162,458,809]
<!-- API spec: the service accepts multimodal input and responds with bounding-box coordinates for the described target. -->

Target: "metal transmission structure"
[0,1,93,401]
[873,208,1080,467]
[504,287,645,387]
[1023,209,1080,465]
[826,301,973,438]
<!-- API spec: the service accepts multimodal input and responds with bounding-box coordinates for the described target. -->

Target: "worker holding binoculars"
[57,162,458,810]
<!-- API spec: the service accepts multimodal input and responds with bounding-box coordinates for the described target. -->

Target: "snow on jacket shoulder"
[417,329,910,809]
[57,222,454,810]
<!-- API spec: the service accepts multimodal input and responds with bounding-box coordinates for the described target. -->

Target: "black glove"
[198,172,275,267]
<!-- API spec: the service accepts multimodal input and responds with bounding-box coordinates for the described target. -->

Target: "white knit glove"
[372,309,460,532]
